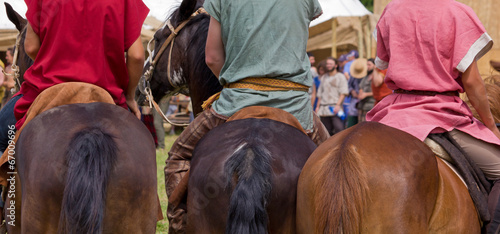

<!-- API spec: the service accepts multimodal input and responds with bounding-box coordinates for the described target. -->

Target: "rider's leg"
[165,108,228,234]
[448,129,500,234]
[309,112,330,146]
[0,95,22,154]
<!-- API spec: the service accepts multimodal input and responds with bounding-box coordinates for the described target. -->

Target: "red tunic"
[16,0,149,128]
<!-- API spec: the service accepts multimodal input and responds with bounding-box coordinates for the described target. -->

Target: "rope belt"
[394,89,459,97]
[202,77,309,110]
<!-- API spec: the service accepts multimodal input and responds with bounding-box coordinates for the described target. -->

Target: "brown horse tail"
[224,142,272,234]
[315,145,369,233]
[58,127,117,234]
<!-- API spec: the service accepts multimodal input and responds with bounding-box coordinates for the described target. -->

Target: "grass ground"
[156,133,179,233]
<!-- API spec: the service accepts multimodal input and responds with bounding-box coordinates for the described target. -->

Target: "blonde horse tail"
[315,144,369,233]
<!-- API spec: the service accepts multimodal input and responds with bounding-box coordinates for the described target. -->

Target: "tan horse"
[296,121,480,233]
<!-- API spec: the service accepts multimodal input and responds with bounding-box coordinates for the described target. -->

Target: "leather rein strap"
[141,8,207,127]
[2,33,22,93]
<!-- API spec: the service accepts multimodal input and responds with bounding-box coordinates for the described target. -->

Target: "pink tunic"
[367,0,500,145]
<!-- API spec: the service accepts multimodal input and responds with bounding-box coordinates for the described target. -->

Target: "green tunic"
[204,0,322,131]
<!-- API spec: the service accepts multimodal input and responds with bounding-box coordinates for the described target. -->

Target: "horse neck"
[188,74,221,115]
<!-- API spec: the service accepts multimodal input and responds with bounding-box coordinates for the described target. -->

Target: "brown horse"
[5,4,158,233]
[135,0,317,232]
[296,121,479,233]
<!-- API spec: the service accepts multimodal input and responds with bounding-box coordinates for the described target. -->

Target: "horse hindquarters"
[428,158,480,233]
[15,103,157,233]
[187,119,316,234]
[297,122,441,233]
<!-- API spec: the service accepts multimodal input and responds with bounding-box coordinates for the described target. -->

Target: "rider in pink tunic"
[367,0,500,232]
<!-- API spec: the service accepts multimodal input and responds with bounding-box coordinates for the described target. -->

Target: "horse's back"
[187,118,316,233]
[15,103,157,233]
[297,121,440,233]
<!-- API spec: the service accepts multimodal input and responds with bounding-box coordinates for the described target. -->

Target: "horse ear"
[5,2,27,32]
[178,0,198,21]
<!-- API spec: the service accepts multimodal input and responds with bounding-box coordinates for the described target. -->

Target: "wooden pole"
[358,17,364,58]
[331,18,337,58]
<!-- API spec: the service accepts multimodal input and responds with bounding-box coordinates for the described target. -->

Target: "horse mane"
[314,141,369,233]
[166,6,222,109]
[185,15,222,96]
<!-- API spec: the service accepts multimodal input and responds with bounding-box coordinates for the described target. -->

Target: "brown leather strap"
[394,89,459,97]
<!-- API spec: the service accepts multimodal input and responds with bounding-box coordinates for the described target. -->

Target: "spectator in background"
[343,49,359,80]
[2,48,15,107]
[357,58,376,122]
[308,52,318,77]
[346,58,365,127]
[153,96,171,149]
[311,59,326,110]
[343,50,359,128]
[371,68,391,104]
[338,54,348,74]
[316,57,348,135]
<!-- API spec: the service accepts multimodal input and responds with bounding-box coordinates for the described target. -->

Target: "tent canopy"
[308,0,377,61]
[312,0,372,26]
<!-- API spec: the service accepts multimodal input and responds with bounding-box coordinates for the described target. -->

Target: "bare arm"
[462,59,500,139]
[372,69,384,87]
[311,85,317,108]
[24,23,41,60]
[358,90,373,100]
[205,17,225,78]
[334,94,346,114]
[126,37,145,119]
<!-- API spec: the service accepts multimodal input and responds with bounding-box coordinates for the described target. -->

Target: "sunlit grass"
[156,133,179,233]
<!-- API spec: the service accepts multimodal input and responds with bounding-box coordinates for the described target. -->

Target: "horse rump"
[187,118,316,233]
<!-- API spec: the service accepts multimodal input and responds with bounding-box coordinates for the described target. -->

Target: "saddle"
[490,60,500,72]
[0,82,114,187]
[227,106,307,134]
[425,133,491,222]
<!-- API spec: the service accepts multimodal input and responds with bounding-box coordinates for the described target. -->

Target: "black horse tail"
[58,127,118,234]
[224,142,273,234]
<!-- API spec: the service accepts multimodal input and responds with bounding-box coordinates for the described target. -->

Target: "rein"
[2,33,22,93]
[140,7,207,127]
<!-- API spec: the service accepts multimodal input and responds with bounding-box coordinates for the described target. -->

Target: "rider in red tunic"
[14,0,149,129]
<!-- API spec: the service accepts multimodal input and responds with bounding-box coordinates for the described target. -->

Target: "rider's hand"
[126,98,141,119]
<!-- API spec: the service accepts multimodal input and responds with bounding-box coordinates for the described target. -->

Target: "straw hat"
[350,58,367,79]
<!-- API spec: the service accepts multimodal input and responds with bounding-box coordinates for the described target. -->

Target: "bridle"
[2,33,22,93]
[139,7,207,127]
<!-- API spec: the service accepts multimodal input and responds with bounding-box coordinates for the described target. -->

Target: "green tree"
[360,0,374,12]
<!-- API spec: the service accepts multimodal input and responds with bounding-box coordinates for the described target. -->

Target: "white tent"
[308,0,377,60]
[312,0,372,27]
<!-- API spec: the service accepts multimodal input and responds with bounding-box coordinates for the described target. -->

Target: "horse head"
[136,0,221,115]
[5,2,33,87]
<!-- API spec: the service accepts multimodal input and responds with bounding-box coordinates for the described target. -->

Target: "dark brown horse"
[135,0,316,232]
[5,4,158,233]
